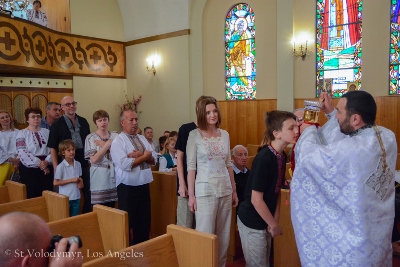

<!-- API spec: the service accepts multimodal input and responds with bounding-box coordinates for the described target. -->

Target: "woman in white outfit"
[0,110,19,185]
[84,110,118,208]
[187,97,238,267]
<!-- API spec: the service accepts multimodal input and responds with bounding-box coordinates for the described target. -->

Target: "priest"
[291,91,397,266]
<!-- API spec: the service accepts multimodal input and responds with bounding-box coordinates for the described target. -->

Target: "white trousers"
[195,194,232,267]
[237,216,271,267]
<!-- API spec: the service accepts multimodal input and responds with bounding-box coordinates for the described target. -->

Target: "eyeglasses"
[63,101,77,107]
[29,115,42,119]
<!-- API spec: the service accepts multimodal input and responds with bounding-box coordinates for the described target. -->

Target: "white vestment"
[291,113,397,267]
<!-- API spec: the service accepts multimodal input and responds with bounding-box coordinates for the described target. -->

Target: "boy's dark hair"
[342,91,376,124]
[258,110,297,151]
[58,139,76,157]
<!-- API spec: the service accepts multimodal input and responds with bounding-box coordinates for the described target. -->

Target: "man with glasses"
[40,102,61,130]
[48,96,91,213]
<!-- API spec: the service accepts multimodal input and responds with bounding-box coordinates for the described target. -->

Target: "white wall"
[125,36,191,138]
[118,0,190,40]
[70,0,127,132]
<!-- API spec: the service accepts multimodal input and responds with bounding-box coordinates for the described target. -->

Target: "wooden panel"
[246,155,255,170]
[227,206,237,262]
[0,13,124,78]
[94,205,129,252]
[48,92,73,103]
[36,0,70,33]
[43,190,70,221]
[0,186,9,204]
[48,213,104,263]
[167,224,218,267]
[150,172,178,237]
[397,153,400,170]
[221,97,400,152]
[0,180,26,204]
[0,196,49,222]
[274,189,301,267]
[247,144,259,156]
[219,99,277,149]
[83,234,179,267]
[5,180,26,202]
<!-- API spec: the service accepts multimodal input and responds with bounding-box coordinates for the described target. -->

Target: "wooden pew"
[274,189,301,267]
[150,171,178,237]
[48,205,129,263]
[0,180,26,204]
[0,190,69,222]
[396,153,400,170]
[83,224,218,267]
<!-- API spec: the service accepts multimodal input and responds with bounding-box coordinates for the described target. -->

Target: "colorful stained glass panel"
[316,0,363,98]
[390,0,400,95]
[225,3,256,100]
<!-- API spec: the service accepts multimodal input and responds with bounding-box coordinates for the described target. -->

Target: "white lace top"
[186,129,232,197]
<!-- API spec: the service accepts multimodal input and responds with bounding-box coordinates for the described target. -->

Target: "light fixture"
[146,55,160,76]
[293,39,309,61]
[0,0,30,16]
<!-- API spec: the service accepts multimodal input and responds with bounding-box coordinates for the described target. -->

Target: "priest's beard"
[339,116,354,135]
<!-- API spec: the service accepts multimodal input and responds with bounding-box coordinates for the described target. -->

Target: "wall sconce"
[146,55,160,76]
[293,40,309,61]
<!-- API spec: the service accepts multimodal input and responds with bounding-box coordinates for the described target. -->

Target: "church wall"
[117,0,190,41]
[125,35,191,139]
[70,0,127,132]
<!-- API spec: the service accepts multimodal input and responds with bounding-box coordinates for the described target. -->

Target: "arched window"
[225,3,256,100]
[316,0,362,97]
[390,1,400,95]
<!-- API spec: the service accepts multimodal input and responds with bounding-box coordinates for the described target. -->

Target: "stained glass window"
[390,1,400,95]
[316,0,362,98]
[225,3,256,100]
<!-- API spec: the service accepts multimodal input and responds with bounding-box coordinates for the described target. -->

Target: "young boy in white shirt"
[54,139,83,216]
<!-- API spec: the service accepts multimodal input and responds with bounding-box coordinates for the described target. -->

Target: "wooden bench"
[48,204,129,263]
[150,171,178,237]
[83,224,218,267]
[0,180,26,204]
[0,190,69,222]
[274,189,301,267]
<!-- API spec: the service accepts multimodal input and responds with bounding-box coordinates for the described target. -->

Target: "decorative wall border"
[0,76,72,89]
[0,14,125,78]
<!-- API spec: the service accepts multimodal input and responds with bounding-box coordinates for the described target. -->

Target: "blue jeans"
[69,199,80,217]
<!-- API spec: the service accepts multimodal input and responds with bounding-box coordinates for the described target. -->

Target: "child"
[54,139,83,217]
[237,110,298,267]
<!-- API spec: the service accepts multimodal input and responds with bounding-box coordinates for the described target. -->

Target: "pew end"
[82,224,218,267]
[47,204,129,263]
[0,180,26,204]
[0,190,69,222]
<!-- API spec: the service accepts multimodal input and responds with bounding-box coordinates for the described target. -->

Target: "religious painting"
[347,81,357,92]
[316,0,362,98]
[225,3,256,100]
[389,0,400,95]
